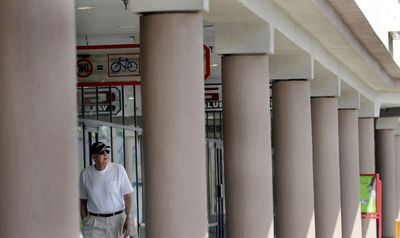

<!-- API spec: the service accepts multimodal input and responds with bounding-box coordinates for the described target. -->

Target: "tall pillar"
[124,133,135,182]
[338,109,363,238]
[359,118,375,173]
[140,13,207,238]
[311,97,342,238]
[124,133,139,236]
[395,135,400,219]
[376,129,396,238]
[0,1,78,237]
[272,80,316,238]
[222,55,274,238]
[358,118,377,238]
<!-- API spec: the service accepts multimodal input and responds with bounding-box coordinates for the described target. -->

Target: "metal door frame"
[78,118,143,237]
[206,138,225,238]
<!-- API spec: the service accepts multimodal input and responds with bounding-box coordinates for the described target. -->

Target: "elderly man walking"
[80,142,134,238]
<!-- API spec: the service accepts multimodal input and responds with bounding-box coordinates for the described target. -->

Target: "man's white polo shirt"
[80,162,134,213]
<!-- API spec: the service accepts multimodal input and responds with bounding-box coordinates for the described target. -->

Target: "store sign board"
[77,45,141,84]
[360,175,377,214]
[77,87,121,116]
[77,44,211,84]
[205,84,222,111]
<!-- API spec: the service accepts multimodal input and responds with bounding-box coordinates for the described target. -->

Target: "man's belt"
[89,210,124,217]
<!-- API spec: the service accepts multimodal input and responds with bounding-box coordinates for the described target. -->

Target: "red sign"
[204,44,211,80]
[77,59,93,78]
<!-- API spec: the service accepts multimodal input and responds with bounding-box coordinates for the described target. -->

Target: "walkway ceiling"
[76,0,139,37]
[328,0,400,83]
[75,0,400,110]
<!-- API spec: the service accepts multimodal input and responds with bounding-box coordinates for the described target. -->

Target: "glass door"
[78,119,144,238]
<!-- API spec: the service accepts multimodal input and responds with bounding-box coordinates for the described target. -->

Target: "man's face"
[92,150,109,169]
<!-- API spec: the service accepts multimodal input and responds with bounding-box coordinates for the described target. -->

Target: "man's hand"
[80,199,88,220]
[123,216,131,237]
[123,193,133,237]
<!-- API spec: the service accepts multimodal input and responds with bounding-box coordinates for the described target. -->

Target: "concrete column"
[124,133,135,182]
[222,55,274,238]
[272,80,316,238]
[124,133,138,236]
[376,129,396,238]
[395,135,400,219]
[358,118,377,238]
[311,97,342,238]
[140,13,207,238]
[0,1,78,237]
[338,109,363,238]
[359,118,375,173]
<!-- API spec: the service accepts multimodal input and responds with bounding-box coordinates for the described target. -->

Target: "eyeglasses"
[99,150,110,155]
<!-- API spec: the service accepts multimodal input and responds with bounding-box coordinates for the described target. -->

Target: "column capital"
[130,0,208,13]
[338,91,360,110]
[214,23,274,55]
[376,117,400,135]
[270,54,314,80]
[311,61,340,97]
[359,97,380,118]
[310,79,340,98]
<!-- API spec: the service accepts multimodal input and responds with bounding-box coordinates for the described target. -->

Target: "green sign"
[360,175,377,213]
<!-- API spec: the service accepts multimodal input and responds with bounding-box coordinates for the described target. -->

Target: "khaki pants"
[82,213,126,238]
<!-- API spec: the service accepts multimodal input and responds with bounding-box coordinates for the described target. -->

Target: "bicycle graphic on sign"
[108,53,140,77]
[111,57,138,73]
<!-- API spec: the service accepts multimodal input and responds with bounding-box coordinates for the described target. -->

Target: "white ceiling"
[76,0,140,37]
[75,0,308,56]
[75,0,220,46]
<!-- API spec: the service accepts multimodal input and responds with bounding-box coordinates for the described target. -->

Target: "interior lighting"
[128,97,135,100]
[211,64,218,67]
[77,6,95,10]
[118,25,136,29]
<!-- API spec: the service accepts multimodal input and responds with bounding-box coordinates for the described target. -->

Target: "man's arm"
[80,199,88,220]
[123,193,133,237]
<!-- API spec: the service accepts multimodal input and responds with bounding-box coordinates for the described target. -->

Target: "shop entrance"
[77,84,144,237]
